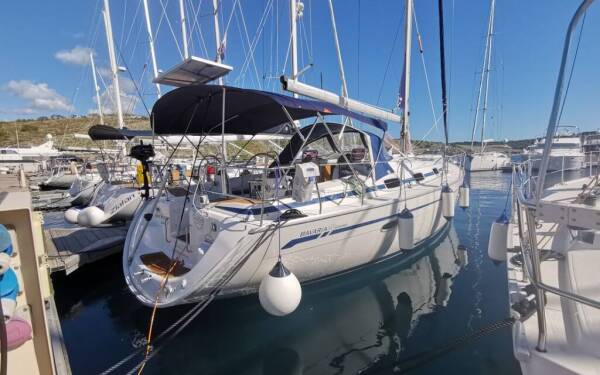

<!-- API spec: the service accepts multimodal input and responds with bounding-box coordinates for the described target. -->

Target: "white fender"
[459,185,470,209]
[77,206,106,227]
[550,224,572,253]
[64,207,82,224]
[259,261,302,316]
[442,185,455,219]
[488,213,509,262]
[398,208,415,250]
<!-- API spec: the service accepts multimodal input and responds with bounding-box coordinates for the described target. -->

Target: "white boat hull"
[527,154,584,171]
[124,161,463,307]
[467,152,511,172]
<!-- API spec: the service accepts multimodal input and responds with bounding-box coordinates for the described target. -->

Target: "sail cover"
[151,84,387,135]
[88,125,153,140]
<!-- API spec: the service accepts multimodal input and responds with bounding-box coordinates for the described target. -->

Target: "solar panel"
[154,56,233,87]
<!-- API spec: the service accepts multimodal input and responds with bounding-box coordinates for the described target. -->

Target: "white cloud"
[55,46,93,66]
[5,80,74,112]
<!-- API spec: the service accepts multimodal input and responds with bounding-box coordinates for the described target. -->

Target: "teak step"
[140,252,190,277]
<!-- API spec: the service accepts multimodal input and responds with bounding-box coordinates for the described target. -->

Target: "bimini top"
[151,84,387,135]
[88,125,153,141]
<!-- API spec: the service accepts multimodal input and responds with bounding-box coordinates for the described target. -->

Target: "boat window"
[535,143,580,150]
[432,168,439,174]
[384,178,400,188]
[412,172,425,182]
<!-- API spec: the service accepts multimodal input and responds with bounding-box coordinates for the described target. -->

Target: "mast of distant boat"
[102,0,124,130]
[213,0,224,85]
[142,0,161,98]
[400,0,414,154]
[479,0,496,154]
[469,0,495,154]
[90,52,104,125]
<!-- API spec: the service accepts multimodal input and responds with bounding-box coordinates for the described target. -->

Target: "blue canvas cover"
[367,132,393,180]
[151,84,388,135]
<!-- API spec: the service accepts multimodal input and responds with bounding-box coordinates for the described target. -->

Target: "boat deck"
[510,177,600,374]
[43,224,128,274]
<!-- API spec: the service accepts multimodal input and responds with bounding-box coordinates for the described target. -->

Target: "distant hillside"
[0,115,150,149]
[1,116,539,155]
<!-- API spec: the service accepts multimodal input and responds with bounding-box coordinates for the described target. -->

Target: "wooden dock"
[43,224,129,274]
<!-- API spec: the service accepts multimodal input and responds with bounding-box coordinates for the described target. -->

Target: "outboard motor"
[129,141,155,199]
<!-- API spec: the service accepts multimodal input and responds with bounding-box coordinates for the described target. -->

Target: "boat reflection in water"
[141,224,468,375]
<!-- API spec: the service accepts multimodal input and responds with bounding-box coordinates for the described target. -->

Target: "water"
[51,171,521,375]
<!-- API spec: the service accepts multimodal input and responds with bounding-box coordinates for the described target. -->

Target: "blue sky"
[1,0,599,142]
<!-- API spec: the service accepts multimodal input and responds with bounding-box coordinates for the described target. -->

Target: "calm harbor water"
[49,171,521,375]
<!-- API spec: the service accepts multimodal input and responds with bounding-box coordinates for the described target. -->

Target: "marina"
[1,0,600,374]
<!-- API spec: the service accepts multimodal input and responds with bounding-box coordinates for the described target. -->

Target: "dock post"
[18,168,27,188]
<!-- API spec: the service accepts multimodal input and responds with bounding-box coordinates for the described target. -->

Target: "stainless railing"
[187,152,466,226]
[512,151,600,352]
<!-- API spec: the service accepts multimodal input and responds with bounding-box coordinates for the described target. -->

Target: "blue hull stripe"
[281,198,440,250]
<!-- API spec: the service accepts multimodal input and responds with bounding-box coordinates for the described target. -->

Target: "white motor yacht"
[468,150,511,172]
[523,128,584,171]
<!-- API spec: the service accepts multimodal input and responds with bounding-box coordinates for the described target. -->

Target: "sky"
[0,0,599,142]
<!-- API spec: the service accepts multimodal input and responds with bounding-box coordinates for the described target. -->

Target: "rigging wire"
[157,0,184,59]
[412,4,441,139]
[235,0,273,89]
[187,0,210,58]
[375,8,403,106]
[115,44,150,115]
[60,0,103,148]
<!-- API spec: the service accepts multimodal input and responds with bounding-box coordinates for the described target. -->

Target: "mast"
[470,0,495,153]
[102,0,124,129]
[400,0,414,153]
[290,0,299,98]
[90,52,104,125]
[327,0,351,138]
[179,0,189,59]
[479,0,496,152]
[142,0,161,98]
[213,0,223,85]
[438,0,449,153]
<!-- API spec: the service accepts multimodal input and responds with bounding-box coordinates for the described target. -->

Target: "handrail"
[513,152,600,353]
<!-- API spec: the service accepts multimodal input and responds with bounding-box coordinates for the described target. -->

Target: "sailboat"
[122,0,465,308]
[0,134,61,173]
[505,2,600,373]
[466,0,511,172]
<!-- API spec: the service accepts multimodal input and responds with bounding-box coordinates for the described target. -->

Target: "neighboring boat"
[0,134,61,159]
[582,131,600,166]
[468,149,511,172]
[68,163,103,206]
[466,0,511,172]
[0,134,61,173]
[122,85,464,307]
[64,125,154,227]
[39,157,82,190]
[523,127,585,171]
[507,2,600,374]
